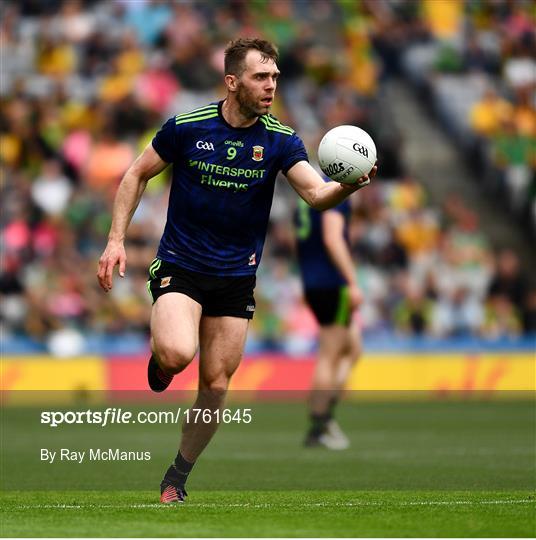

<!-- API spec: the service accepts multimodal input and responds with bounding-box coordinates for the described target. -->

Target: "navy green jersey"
[294,194,351,289]
[151,101,308,276]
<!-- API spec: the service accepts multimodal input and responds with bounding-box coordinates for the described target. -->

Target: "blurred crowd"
[401,0,535,233]
[1,0,534,356]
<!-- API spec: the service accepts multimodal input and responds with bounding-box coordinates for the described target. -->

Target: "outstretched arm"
[285,160,376,211]
[97,143,169,292]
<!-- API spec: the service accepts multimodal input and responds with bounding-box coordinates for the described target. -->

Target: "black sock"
[327,397,338,420]
[173,451,194,486]
[161,451,195,490]
[308,413,330,437]
[175,451,194,472]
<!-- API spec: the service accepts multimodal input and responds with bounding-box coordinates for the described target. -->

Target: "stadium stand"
[400,0,535,235]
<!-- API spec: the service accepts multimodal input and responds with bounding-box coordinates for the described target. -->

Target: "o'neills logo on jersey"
[252,146,264,161]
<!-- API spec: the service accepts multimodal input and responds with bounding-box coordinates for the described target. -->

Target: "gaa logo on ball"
[318,125,377,184]
[352,142,369,158]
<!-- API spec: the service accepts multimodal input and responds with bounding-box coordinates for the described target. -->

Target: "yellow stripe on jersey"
[175,105,218,124]
[265,114,294,133]
[176,112,219,125]
[259,116,294,135]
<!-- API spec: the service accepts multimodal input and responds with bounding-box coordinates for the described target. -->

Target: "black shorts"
[147,259,256,319]
[304,286,351,327]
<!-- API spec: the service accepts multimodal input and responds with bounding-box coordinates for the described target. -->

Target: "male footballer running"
[97,38,376,504]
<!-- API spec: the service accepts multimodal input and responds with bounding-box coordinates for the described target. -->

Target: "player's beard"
[236,81,270,119]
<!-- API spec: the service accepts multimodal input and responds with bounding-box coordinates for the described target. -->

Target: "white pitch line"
[10,499,535,510]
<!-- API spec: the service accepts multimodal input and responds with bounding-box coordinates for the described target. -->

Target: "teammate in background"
[295,192,363,450]
[97,38,375,503]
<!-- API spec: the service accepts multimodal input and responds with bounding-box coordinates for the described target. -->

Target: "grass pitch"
[1,399,535,537]
[2,490,534,537]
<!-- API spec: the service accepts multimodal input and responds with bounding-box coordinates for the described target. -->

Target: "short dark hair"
[224,38,279,76]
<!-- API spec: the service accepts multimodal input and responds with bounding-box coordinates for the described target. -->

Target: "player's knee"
[155,343,195,374]
[199,377,229,398]
[197,381,228,411]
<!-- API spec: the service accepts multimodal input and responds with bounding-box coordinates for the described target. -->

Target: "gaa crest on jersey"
[252,145,264,161]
